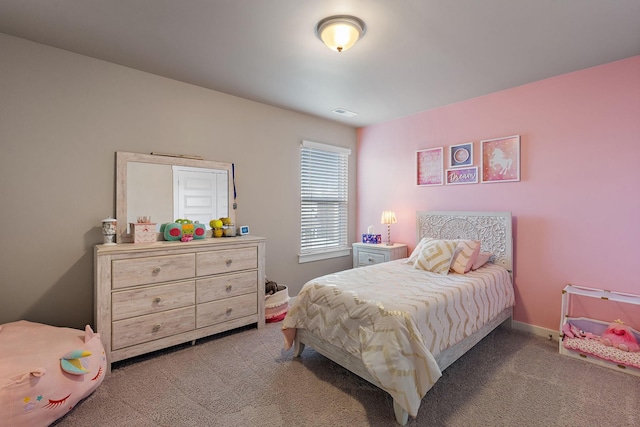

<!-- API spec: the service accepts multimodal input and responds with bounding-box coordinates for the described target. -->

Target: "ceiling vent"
[332,108,358,118]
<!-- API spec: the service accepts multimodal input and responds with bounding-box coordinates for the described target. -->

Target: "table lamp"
[380,211,397,246]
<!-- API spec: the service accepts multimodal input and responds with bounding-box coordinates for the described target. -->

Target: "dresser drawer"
[196,247,257,276]
[196,293,257,328]
[196,271,257,304]
[112,306,195,350]
[112,281,195,321]
[357,251,386,266]
[112,254,195,289]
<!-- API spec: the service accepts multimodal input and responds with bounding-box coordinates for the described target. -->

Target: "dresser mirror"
[115,151,235,243]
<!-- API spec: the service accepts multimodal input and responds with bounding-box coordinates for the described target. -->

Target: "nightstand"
[352,243,408,268]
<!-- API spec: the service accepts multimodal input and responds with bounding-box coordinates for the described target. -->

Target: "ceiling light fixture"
[315,15,366,53]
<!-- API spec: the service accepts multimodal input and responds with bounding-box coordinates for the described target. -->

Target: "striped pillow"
[451,240,481,274]
[405,237,433,264]
[413,239,457,274]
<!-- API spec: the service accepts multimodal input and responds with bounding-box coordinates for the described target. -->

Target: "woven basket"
[265,285,289,323]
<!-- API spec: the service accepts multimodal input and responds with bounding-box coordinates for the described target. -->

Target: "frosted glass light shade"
[315,15,366,52]
[381,211,397,225]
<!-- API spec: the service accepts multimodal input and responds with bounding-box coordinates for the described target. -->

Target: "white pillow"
[451,240,481,274]
[413,239,457,274]
[472,252,492,270]
[405,237,433,264]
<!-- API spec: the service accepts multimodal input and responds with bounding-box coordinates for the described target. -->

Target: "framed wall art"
[481,135,520,183]
[446,166,478,185]
[416,147,443,186]
[449,142,473,168]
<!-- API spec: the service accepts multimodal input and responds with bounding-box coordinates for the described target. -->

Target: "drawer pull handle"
[225,259,233,266]
[226,284,233,292]
[152,324,161,332]
[153,297,162,304]
[368,258,374,262]
[226,307,232,315]
[152,266,162,274]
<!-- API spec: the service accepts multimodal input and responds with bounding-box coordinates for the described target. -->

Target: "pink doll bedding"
[561,318,640,370]
[0,320,107,426]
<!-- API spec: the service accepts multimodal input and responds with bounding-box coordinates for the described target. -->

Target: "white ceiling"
[1,1,639,128]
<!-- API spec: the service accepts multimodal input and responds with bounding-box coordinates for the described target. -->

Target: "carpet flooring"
[53,322,639,426]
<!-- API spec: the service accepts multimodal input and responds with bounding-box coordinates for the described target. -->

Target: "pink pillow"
[451,240,481,274]
[472,252,492,270]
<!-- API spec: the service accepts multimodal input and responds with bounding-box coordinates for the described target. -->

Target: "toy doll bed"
[282,211,515,425]
[559,285,640,376]
[0,321,107,427]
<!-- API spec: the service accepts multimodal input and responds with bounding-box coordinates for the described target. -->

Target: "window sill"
[298,248,351,263]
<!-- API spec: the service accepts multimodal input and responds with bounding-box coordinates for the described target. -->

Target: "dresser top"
[95,235,265,254]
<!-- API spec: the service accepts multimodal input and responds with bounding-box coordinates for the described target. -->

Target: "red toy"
[600,319,640,352]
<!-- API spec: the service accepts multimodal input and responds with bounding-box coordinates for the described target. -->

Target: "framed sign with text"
[446,166,478,185]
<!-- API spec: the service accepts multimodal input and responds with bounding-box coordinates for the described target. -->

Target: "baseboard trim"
[512,320,559,342]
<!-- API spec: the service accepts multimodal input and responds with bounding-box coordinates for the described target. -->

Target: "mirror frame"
[116,151,235,243]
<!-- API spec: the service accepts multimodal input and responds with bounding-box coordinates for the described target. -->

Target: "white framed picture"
[416,147,444,186]
[449,142,473,168]
[446,167,478,185]
[481,135,520,183]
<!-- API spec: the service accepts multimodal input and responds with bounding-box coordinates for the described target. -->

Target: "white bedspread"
[282,260,515,417]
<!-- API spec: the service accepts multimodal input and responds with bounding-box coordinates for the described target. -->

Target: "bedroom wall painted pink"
[356,56,640,332]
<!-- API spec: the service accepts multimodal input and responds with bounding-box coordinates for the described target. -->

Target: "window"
[299,140,351,263]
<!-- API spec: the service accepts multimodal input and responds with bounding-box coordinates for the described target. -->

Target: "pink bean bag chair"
[0,321,107,426]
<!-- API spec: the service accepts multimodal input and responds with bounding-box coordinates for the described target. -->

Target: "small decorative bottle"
[101,217,117,245]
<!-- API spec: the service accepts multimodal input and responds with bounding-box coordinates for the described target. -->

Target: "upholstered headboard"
[416,211,513,272]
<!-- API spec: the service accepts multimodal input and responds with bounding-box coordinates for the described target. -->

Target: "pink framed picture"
[481,135,520,183]
[446,167,478,185]
[416,147,443,186]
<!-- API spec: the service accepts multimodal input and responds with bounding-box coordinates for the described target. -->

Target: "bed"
[282,211,514,425]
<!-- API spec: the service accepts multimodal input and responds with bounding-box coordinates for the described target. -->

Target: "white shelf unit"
[559,284,640,376]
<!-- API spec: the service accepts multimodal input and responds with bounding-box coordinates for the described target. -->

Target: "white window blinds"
[299,140,351,263]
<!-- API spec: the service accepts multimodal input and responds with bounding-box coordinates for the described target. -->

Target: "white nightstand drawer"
[352,243,408,268]
[358,251,386,266]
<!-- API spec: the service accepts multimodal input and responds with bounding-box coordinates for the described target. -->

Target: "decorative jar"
[101,217,117,245]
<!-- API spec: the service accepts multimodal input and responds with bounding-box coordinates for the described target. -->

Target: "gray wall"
[0,34,357,329]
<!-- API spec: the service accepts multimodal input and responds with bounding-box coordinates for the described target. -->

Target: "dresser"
[94,236,266,371]
[352,242,408,267]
